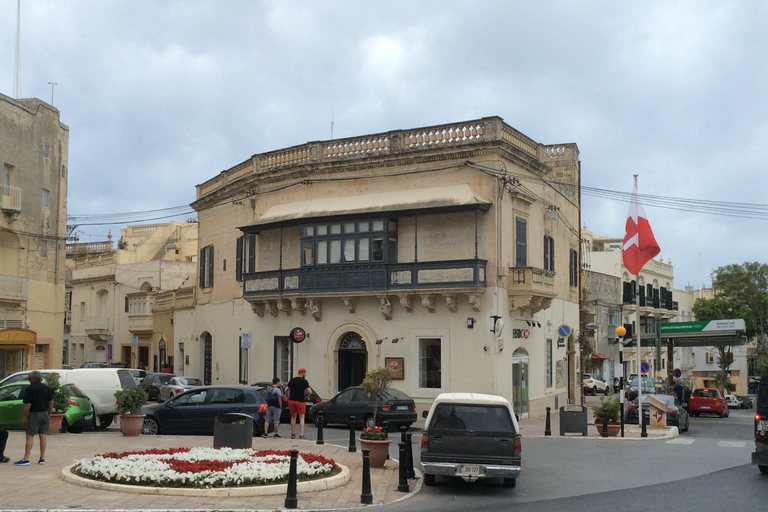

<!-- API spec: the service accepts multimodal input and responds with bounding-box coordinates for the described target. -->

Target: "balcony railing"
[243,259,487,297]
[85,315,109,332]
[128,314,153,334]
[153,287,195,311]
[0,185,22,212]
[0,273,28,303]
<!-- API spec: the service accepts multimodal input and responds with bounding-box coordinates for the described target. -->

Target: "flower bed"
[73,447,338,489]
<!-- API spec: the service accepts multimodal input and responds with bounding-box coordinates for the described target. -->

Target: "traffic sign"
[558,324,571,337]
[640,360,650,374]
[673,368,682,378]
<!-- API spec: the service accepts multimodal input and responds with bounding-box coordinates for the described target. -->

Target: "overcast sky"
[2,0,767,290]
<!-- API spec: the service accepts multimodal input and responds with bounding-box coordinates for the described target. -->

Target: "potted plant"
[44,373,69,435]
[114,386,148,436]
[358,367,393,467]
[592,393,621,436]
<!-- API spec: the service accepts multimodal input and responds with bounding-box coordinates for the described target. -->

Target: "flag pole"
[632,175,648,438]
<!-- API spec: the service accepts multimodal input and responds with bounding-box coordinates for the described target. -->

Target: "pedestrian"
[15,370,52,466]
[1,426,10,463]
[682,385,692,412]
[263,377,285,439]
[673,382,684,403]
[161,363,172,374]
[285,368,312,439]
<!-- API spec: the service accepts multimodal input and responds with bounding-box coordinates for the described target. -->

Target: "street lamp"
[615,325,627,438]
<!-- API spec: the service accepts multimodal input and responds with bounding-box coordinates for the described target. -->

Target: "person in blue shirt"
[264,378,285,438]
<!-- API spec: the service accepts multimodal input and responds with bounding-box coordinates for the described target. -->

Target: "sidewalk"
[0,429,419,511]
[517,407,678,440]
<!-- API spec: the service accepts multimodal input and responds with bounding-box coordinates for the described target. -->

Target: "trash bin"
[559,405,588,436]
[213,413,254,449]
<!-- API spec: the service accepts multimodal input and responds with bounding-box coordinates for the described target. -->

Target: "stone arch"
[325,319,377,394]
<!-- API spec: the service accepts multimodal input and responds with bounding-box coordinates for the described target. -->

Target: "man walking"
[285,369,312,439]
[15,370,52,466]
[263,377,285,438]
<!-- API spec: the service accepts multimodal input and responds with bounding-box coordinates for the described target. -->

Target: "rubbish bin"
[559,405,588,436]
[213,413,254,449]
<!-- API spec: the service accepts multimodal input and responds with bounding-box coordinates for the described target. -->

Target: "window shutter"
[236,236,243,282]
[207,246,214,287]
[199,247,205,288]
[248,234,256,272]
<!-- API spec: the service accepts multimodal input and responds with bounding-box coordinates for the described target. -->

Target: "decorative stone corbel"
[291,298,306,315]
[398,294,413,312]
[379,297,392,320]
[250,301,265,317]
[420,294,435,312]
[276,299,291,316]
[264,301,279,317]
[342,297,356,313]
[444,294,458,313]
[467,294,482,312]
[307,299,322,322]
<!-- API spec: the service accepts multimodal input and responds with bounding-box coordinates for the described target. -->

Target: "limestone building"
[1,93,69,378]
[191,117,582,418]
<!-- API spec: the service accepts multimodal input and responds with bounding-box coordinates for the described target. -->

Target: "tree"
[711,262,768,355]
[360,366,393,428]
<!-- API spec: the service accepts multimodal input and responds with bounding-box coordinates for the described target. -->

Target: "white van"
[64,369,135,428]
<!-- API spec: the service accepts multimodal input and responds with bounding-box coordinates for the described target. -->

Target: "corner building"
[191,117,581,418]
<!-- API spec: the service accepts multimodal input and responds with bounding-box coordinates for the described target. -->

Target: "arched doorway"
[512,348,529,418]
[337,331,367,391]
[201,332,213,385]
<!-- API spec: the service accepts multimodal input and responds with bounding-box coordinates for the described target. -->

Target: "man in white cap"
[15,371,52,466]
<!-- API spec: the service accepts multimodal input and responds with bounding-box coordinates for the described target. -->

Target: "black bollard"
[360,448,373,504]
[405,432,415,479]
[315,412,325,445]
[397,442,409,492]
[400,425,407,444]
[284,448,299,509]
[641,408,648,438]
[382,421,390,459]
[545,406,552,436]
[349,416,357,452]
[601,407,608,437]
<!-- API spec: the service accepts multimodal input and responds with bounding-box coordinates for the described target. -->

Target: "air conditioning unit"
[64,312,72,326]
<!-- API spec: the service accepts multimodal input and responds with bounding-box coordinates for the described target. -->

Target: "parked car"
[420,392,521,488]
[751,374,768,474]
[688,388,729,417]
[140,385,268,436]
[582,373,610,395]
[79,362,108,368]
[725,394,744,409]
[625,374,655,401]
[0,380,94,433]
[127,368,147,385]
[251,380,322,423]
[309,386,416,429]
[0,369,67,387]
[139,372,176,401]
[739,395,754,409]
[158,376,204,402]
[625,393,689,432]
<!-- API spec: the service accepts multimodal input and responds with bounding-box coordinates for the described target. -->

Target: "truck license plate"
[758,421,768,432]
[459,464,480,476]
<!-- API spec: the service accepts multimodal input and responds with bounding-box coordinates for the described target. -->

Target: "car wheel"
[141,417,160,435]
[604,387,610,395]
[724,410,729,417]
[93,415,113,430]
[424,474,436,486]
[759,465,768,475]
[591,387,597,396]
[68,426,83,434]
[504,477,517,488]
[59,418,69,434]
[719,410,724,418]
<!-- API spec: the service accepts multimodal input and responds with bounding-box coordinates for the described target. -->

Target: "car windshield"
[431,403,514,432]
[383,388,410,400]
[63,383,88,398]
[178,377,202,386]
[693,389,719,397]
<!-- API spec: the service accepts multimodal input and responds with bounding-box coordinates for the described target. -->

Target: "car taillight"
[258,403,267,413]
[381,404,392,411]
[514,437,522,453]
[315,397,322,403]
[421,434,429,449]
[69,398,79,407]
[756,414,762,421]
[586,379,593,383]
[667,408,676,414]
[174,388,184,394]
[411,404,416,410]
[628,405,637,411]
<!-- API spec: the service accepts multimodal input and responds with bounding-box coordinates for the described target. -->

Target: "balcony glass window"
[303,226,314,237]
[302,241,314,265]
[300,218,397,267]
[344,222,356,233]
[330,223,341,235]
[317,241,328,264]
[344,239,355,262]
[358,238,369,261]
[330,240,341,263]
[372,238,384,262]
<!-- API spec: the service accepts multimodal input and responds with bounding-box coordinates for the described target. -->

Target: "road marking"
[717,441,746,448]
[666,438,695,445]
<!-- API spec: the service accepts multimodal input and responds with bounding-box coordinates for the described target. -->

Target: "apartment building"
[0,93,68,378]
[191,116,582,418]
[67,221,197,370]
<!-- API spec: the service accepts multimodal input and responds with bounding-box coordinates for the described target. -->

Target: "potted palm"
[114,386,148,436]
[358,366,393,467]
[43,373,69,435]
[592,393,621,436]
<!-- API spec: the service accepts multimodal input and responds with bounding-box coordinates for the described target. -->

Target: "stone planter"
[359,438,391,468]
[48,413,66,435]
[594,423,621,437]
[120,414,146,436]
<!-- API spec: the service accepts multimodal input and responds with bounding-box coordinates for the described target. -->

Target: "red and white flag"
[623,179,660,275]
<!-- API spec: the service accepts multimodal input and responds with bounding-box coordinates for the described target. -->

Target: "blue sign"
[673,368,682,378]
[640,361,649,374]
[558,324,571,337]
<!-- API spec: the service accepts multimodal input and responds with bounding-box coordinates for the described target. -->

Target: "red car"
[688,388,729,418]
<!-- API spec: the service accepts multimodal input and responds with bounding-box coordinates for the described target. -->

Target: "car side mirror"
[422,410,429,418]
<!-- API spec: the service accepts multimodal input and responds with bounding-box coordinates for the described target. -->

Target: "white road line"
[666,438,695,445]
[717,441,746,448]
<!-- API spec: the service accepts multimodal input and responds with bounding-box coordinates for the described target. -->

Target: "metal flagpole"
[636,277,646,437]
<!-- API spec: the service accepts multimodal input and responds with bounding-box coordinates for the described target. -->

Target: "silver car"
[157,376,204,402]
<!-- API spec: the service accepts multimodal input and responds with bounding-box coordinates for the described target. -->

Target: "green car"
[0,380,94,433]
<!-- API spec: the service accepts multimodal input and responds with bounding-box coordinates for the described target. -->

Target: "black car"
[309,386,416,429]
[140,385,268,436]
[251,381,322,423]
[625,393,689,432]
[625,374,656,401]
[751,374,768,474]
[139,372,176,401]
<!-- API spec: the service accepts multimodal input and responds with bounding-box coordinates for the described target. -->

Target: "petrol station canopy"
[659,319,747,348]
